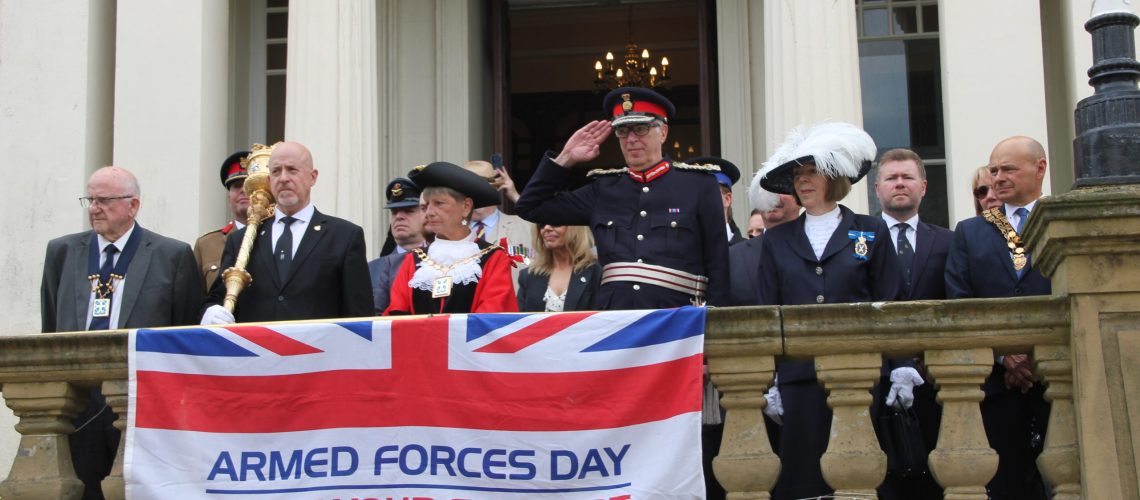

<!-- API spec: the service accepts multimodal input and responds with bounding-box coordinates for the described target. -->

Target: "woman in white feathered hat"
[749,122,919,499]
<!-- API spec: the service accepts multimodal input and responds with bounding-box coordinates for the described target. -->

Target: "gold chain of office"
[982,207,1028,271]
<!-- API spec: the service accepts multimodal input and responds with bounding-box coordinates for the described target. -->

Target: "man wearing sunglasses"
[42,166,199,499]
[516,87,729,310]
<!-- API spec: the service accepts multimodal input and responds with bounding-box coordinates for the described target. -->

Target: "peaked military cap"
[219,150,251,188]
[687,155,740,189]
[384,177,422,209]
[603,87,676,127]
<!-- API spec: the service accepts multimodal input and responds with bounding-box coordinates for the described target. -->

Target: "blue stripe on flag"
[582,306,705,351]
[337,321,373,341]
[135,328,257,357]
[466,313,530,342]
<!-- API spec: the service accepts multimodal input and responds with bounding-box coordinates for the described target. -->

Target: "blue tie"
[1014,207,1029,235]
[89,245,119,330]
[1014,208,1029,277]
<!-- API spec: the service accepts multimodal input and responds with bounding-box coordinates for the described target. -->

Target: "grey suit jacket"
[369,251,410,314]
[41,226,201,333]
[516,263,601,312]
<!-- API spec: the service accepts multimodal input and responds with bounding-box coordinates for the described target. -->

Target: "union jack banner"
[126,307,707,499]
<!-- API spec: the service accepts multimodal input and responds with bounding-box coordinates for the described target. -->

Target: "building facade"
[0,0,1124,478]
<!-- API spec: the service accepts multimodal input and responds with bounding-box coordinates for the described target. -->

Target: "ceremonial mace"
[222,143,276,312]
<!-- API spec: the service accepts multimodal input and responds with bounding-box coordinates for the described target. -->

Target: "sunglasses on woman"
[973,185,990,199]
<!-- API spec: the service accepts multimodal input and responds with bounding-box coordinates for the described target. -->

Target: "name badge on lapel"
[848,230,875,261]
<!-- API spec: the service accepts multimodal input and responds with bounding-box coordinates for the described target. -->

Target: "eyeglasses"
[79,195,133,208]
[613,123,658,138]
[972,185,990,199]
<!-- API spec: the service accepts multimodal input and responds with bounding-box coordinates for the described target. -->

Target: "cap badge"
[391,183,404,197]
[621,93,633,112]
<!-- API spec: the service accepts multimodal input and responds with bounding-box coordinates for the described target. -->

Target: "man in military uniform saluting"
[516,87,729,309]
[192,150,251,293]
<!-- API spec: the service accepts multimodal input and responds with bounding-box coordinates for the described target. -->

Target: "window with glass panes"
[856,0,949,228]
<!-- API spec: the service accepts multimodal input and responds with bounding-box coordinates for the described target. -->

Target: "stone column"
[113,0,230,243]
[99,380,129,500]
[1032,345,1080,500]
[713,0,762,224]
[0,382,86,499]
[815,353,886,497]
[285,0,381,249]
[924,348,998,499]
[761,0,868,214]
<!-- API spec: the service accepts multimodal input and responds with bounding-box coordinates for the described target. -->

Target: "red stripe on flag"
[223,325,323,356]
[474,311,597,353]
[134,355,702,433]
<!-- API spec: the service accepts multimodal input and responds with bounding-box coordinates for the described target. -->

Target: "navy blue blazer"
[901,221,954,301]
[758,205,904,383]
[368,251,406,315]
[945,215,1051,299]
[516,154,730,308]
[728,235,764,306]
[516,263,601,312]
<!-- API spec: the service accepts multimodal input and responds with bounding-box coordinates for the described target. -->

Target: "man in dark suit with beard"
[201,141,373,324]
[873,148,952,499]
[945,136,1052,500]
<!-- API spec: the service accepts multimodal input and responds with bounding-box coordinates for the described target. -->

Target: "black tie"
[276,216,297,283]
[89,245,119,330]
[895,223,913,289]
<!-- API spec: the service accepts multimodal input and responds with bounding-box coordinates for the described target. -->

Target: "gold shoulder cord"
[413,245,501,298]
[981,207,1027,271]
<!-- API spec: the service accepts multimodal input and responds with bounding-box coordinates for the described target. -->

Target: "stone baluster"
[815,353,886,498]
[925,348,999,499]
[709,353,780,499]
[0,381,86,499]
[1033,345,1081,499]
[101,379,129,500]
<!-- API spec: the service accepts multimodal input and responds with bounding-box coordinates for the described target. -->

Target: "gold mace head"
[242,143,276,199]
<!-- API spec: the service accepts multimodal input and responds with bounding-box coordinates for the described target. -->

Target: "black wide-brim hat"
[687,155,740,188]
[219,150,251,188]
[384,176,422,209]
[749,123,876,210]
[409,162,501,208]
[603,87,676,127]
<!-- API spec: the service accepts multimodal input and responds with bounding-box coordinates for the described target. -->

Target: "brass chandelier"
[592,7,671,90]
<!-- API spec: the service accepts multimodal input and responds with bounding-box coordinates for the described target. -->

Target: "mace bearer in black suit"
[201,141,373,324]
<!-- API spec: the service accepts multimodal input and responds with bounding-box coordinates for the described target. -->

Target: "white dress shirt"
[882,213,920,253]
[804,206,842,260]
[271,203,315,256]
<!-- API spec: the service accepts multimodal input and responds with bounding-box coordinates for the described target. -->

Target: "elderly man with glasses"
[516,86,729,310]
[41,166,199,499]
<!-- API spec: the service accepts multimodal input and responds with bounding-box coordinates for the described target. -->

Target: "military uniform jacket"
[192,221,236,294]
[758,205,904,383]
[516,155,730,308]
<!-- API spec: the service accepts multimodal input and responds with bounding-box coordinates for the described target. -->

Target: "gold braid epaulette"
[586,167,628,177]
[673,162,722,173]
[981,207,1028,271]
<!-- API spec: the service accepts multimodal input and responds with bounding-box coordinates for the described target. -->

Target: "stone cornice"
[1025,184,1140,278]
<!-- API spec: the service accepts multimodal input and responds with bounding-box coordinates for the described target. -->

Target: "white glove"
[885,366,924,410]
[201,305,236,325]
[763,384,784,425]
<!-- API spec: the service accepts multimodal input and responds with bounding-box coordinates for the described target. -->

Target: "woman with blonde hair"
[972,165,1002,215]
[515,224,600,312]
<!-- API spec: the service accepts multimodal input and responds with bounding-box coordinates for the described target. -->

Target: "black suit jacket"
[41,226,200,332]
[728,235,764,306]
[758,206,904,383]
[901,221,954,300]
[945,215,1051,299]
[203,208,374,322]
[516,264,601,312]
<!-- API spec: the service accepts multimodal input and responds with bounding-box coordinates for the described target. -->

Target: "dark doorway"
[495,0,718,195]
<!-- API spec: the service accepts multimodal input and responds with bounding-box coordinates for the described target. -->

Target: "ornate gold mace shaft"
[222,143,276,313]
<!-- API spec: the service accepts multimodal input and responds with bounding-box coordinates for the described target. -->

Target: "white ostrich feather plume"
[749,122,876,211]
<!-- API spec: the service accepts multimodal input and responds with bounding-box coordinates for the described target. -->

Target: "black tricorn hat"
[409,162,501,208]
[687,155,740,188]
[219,150,251,188]
[384,177,422,209]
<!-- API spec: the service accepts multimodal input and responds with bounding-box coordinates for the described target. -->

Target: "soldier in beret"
[516,87,730,309]
[192,150,251,293]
